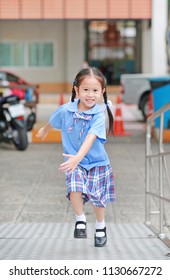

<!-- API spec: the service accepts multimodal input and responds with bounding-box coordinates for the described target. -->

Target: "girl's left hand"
[59,153,79,174]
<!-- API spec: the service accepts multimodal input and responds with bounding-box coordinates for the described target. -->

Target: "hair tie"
[107,100,112,106]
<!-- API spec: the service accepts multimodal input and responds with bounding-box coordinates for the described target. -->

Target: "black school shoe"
[74,221,87,238]
[94,227,107,247]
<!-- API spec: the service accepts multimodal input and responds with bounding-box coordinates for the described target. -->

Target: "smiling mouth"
[86,99,94,102]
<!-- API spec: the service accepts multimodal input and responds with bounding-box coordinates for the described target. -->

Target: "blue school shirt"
[49,100,110,170]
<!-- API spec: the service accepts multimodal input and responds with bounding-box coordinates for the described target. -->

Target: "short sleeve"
[88,112,106,143]
[49,105,65,129]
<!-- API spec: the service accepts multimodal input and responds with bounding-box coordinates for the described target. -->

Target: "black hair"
[71,67,114,135]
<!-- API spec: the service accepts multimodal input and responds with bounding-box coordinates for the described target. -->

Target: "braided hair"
[71,67,114,135]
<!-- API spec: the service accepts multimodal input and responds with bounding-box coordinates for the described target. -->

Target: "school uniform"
[49,100,115,208]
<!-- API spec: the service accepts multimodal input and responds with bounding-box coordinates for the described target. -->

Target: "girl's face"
[74,76,104,111]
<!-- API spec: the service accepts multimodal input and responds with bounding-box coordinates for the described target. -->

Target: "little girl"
[36,67,115,247]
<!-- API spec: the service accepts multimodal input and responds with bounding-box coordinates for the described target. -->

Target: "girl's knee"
[70,191,82,200]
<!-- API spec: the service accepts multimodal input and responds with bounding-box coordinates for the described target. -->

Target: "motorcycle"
[0,94,29,151]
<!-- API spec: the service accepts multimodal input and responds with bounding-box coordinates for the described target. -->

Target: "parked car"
[0,69,39,103]
[120,73,170,120]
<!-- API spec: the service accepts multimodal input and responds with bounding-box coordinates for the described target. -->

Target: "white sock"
[75,213,86,229]
[95,220,106,237]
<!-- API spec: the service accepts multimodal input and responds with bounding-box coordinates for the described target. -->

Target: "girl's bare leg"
[92,205,105,222]
[93,205,107,247]
[70,192,87,237]
[70,192,84,216]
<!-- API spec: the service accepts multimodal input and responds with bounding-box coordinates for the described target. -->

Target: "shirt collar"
[67,99,102,115]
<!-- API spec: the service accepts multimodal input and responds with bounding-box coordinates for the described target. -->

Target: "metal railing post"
[158,113,165,239]
[145,121,151,225]
[145,102,170,242]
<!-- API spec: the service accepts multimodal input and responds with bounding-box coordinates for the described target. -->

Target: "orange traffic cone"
[59,92,65,105]
[113,95,132,136]
[147,92,153,118]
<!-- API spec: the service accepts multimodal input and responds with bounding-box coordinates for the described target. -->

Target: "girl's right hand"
[36,127,48,140]
[59,153,79,174]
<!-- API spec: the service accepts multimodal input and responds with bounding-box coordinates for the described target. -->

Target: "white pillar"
[152,0,168,74]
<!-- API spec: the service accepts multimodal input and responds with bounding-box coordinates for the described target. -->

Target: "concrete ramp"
[0,223,169,260]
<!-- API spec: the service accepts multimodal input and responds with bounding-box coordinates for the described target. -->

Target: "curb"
[28,122,62,143]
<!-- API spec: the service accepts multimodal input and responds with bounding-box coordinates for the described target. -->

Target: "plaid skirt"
[66,165,115,208]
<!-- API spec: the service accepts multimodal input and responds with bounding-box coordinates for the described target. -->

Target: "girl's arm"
[59,133,96,174]
[36,122,53,140]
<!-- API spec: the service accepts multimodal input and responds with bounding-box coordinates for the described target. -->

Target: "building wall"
[142,21,152,73]
[137,0,168,75]
[0,0,168,93]
[0,20,85,93]
[151,0,168,74]
[65,21,85,82]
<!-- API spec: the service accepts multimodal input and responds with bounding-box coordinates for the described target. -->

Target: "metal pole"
[145,121,151,225]
[158,113,165,239]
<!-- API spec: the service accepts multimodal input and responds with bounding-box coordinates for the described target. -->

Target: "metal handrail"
[145,102,170,241]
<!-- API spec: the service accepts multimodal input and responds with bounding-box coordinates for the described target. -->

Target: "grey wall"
[0,20,85,84]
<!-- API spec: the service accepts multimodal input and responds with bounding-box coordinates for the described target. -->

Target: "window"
[0,41,54,67]
[6,73,20,83]
[29,42,53,67]
[0,42,24,66]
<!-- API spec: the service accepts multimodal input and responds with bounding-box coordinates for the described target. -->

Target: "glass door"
[86,20,139,85]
